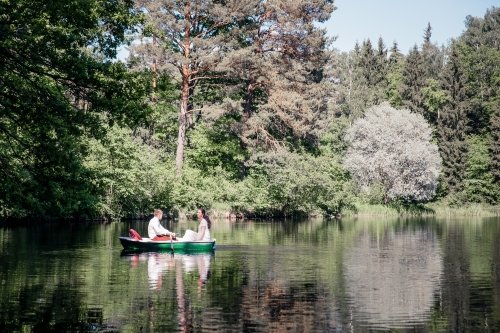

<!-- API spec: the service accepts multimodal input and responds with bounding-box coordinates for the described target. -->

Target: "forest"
[1,0,499,220]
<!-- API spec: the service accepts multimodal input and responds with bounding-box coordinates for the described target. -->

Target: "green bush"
[236,151,354,217]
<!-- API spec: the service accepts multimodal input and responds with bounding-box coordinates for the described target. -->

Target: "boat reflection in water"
[147,253,175,290]
[124,251,212,290]
[180,252,211,289]
[122,251,213,332]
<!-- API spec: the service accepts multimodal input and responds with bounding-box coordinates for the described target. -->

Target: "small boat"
[119,236,216,253]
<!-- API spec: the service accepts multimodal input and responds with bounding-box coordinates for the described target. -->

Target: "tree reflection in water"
[344,228,442,329]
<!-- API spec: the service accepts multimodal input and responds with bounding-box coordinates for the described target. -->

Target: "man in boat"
[148,209,176,241]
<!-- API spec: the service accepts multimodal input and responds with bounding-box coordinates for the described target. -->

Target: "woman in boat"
[148,209,176,241]
[180,208,211,242]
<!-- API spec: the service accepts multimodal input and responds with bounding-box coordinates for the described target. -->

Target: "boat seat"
[129,228,142,240]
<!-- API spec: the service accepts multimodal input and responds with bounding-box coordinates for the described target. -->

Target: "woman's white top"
[180,218,212,241]
[198,218,211,241]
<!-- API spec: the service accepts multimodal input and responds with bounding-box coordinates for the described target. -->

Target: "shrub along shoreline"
[1,202,498,226]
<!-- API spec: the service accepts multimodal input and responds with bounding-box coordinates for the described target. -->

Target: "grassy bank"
[174,201,500,221]
[343,202,500,218]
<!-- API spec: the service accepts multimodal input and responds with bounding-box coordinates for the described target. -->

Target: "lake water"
[1,216,499,332]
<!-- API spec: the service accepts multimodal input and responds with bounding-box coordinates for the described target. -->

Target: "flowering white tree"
[344,102,442,203]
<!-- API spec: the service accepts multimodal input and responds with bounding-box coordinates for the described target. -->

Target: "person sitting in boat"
[148,209,176,241]
[180,208,211,241]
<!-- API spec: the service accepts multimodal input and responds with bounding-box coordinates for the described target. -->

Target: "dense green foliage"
[337,7,499,209]
[0,0,148,218]
[1,1,498,219]
[435,9,500,204]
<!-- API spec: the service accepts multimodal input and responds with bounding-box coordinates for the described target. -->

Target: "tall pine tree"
[436,42,469,199]
[221,0,336,153]
[401,45,426,117]
[386,42,405,108]
[130,0,258,174]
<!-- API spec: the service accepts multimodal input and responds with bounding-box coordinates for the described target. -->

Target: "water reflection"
[344,227,443,329]
[123,252,212,291]
[2,217,500,332]
[147,253,175,290]
[120,251,214,332]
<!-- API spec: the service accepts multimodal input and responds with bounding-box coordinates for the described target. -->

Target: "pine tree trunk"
[175,72,190,175]
[175,3,192,176]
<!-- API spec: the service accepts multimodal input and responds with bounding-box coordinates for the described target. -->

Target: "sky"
[321,0,499,53]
